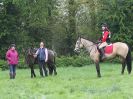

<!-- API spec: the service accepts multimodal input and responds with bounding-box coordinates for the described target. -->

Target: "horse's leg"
[30,64,36,78]
[49,62,57,75]
[47,63,51,75]
[95,62,101,77]
[121,58,126,75]
[49,65,53,75]
[53,64,57,75]
[33,70,36,77]
[29,65,33,78]
[32,66,36,77]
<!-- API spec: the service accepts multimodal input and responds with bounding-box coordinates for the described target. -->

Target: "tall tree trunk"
[67,0,76,55]
[89,0,97,39]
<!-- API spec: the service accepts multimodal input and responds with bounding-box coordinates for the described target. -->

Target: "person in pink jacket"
[6,44,19,79]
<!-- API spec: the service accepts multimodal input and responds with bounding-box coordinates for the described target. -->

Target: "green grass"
[0,63,133,99]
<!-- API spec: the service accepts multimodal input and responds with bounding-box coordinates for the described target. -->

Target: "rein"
[86,44,96,48]
[78,38,98,54]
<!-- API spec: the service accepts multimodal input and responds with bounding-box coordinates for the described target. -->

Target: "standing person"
[6,44,19,79]
[98,23,111,60]
[34,42,48,77]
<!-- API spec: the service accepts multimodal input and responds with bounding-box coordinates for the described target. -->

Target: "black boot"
[13,73,16,79]
[10,73,13,79]
[100,48,106,60]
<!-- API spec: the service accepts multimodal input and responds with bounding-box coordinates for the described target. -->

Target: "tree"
[98,0,133,46]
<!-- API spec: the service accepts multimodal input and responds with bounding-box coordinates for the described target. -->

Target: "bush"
[56,55,92,67]
[17,58,28,69]
[0,57,29,70]
[0,60,8,71]
[0,51,133,70]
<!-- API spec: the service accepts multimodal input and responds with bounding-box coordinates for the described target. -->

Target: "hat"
[101,23,108,27]
[10,44,16,47]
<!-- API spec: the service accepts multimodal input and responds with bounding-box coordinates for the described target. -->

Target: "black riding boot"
[100,48,106,60]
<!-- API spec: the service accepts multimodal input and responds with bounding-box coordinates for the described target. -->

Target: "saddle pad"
[104,44,113,54]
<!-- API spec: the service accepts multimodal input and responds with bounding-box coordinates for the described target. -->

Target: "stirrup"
[102,55,106,60]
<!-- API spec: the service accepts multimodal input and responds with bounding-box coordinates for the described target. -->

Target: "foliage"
[0,0,133,58]
[56,55,92,67]
[0,58,28,70]
[0,54,129,70]
[98,0,133,46]
[0,59,7,70]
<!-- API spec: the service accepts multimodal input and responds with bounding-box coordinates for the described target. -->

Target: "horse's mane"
[81,37,95,45]
[80,37,96,44]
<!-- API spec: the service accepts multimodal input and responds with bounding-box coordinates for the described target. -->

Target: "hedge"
[0,52,133,70]
[56,55,92,67]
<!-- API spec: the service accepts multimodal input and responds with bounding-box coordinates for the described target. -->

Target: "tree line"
[0,0,132,59]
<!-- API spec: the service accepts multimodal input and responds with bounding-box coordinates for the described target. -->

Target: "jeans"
[38,60,47,77]
[9,64,16,79]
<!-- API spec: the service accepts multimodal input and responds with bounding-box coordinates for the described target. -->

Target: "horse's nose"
[74,49,77,52]
[74,48,79,53]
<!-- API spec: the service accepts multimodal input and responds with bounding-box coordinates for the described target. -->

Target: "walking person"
[34,42,48,77]
[6,44,19,79]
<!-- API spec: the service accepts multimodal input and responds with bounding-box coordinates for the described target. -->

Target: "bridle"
[28,48,35,56]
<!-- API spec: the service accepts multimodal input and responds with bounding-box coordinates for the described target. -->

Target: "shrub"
[0,60,8,71]
[17,58,28,69]
[0,51,133,70]
[56,55,92,67]
[0,57,29,70]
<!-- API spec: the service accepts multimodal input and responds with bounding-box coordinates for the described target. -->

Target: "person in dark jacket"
[34,42,48,77]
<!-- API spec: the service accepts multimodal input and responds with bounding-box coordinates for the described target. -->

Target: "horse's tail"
[126,46,132,74]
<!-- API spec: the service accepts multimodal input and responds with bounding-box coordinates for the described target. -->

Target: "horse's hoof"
[98,75,101,78]
[54,72,57,75]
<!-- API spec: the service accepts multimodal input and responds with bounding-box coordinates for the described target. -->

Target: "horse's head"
[74,37,83,53]
[27,48,37,56]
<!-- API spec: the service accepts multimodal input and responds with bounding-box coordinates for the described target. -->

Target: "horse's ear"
[78,34,81,39]
[31,44,34,48]
[22,48,25,53]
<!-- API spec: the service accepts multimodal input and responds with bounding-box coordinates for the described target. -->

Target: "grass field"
[0,63,133,99]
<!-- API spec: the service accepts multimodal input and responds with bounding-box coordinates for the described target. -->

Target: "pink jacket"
[6,49,19,65]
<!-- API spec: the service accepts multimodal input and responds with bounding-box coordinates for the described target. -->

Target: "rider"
[98,23,111,60]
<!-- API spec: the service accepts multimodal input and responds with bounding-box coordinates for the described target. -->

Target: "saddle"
[97,43,113,54]
[97,43,113,61]
[104,44,113,54]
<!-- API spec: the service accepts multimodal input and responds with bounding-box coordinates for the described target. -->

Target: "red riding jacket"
[102,31,109,42]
